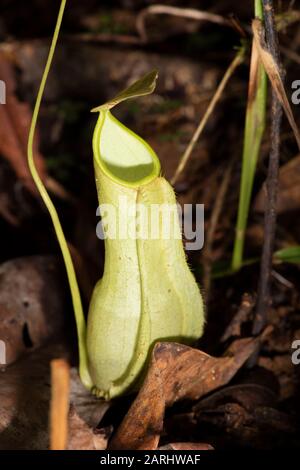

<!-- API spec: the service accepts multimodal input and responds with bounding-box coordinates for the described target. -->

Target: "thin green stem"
[27,0,92,389]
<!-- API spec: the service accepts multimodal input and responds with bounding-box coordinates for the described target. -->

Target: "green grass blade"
[232,0,267,271]
[255,0,263,18]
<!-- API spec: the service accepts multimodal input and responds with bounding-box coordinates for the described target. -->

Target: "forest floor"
[0,0,299,450]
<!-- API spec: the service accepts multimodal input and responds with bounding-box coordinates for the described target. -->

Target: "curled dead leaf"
[110,337,259,450]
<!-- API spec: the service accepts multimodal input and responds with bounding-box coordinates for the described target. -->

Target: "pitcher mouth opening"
[93,110,160,188]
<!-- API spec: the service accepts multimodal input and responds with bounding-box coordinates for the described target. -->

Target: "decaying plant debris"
[0,0,300,451]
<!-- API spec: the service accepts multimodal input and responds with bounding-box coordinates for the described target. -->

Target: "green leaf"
[274,246,300,264]
[91,70,158,112]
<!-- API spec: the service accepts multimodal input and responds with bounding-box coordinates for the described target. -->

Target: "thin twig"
[45,176,76,203]
[136,5,232,42]
[221,293,256,342]
[50,359,70,450]
[280,45,300,65]
[64,33,141,45]
[202,159,234,302]
[253,0,284,335]
[171,49,244,185]
[271,269,294,289]
[0,9,298,52]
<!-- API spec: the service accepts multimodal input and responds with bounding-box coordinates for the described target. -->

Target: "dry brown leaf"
[195,402,295,448]
[70,368,110,428]
[0,256,66,365]
[67,407,109,450]
[109,338,259,450]
[0,51,72,200]
[0,344,67,450]
[252,19,300,150]
[0,346,109,449]
[255,154,300,213]
[194,384,277,414]
[0,51,46,193]
[159,442,214,450]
